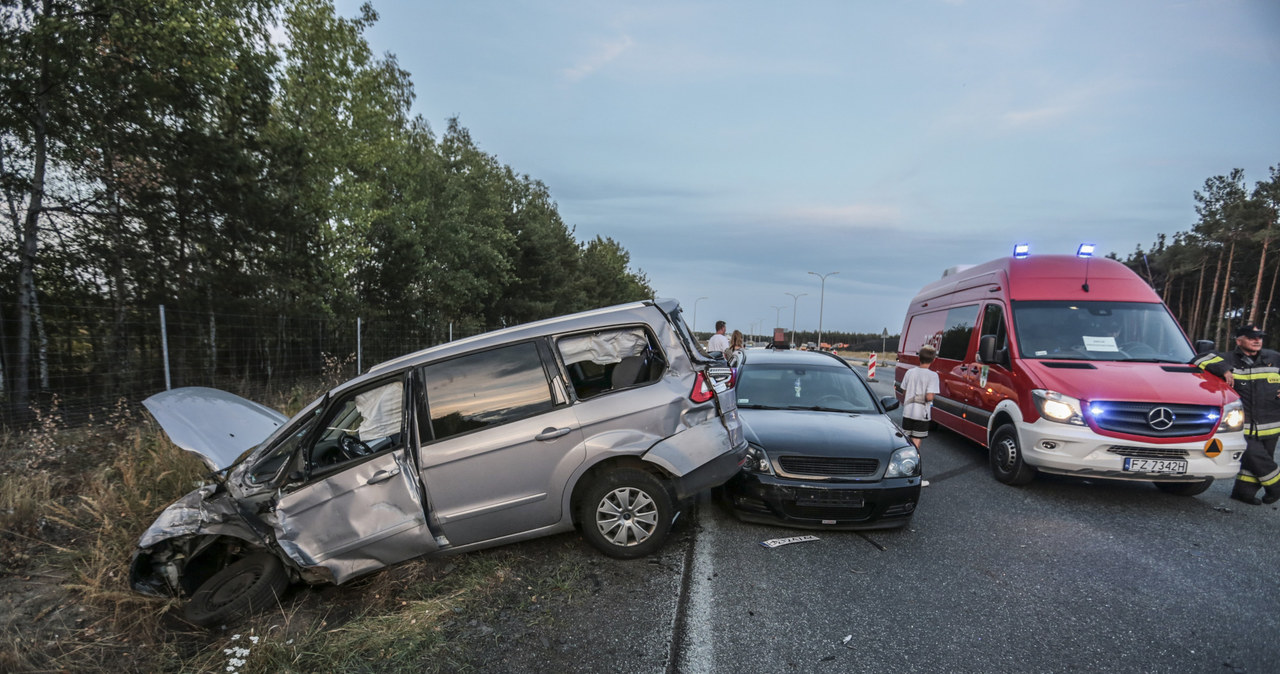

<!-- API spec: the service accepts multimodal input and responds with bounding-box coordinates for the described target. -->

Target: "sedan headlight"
[1221,400,1244,432]
[745,444,774,474]
[884,446,920,478]
[1032,389,1085,425]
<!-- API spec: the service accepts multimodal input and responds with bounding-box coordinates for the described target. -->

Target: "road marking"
[669,502,717,673]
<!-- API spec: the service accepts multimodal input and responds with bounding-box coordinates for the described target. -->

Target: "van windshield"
[1011,301,1193,362]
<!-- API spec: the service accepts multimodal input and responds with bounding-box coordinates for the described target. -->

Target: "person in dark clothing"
[1194,324,1280,505]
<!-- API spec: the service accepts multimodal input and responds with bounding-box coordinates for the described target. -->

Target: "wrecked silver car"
[131,299,747,626]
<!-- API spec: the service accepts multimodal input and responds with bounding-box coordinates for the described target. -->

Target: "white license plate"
[1123,457,1188,474]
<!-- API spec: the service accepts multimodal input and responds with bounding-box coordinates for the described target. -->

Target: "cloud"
[784,203,904,227]
[563,35,635,82]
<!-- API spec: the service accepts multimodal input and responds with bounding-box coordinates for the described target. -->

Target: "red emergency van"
[895,250,1245,495]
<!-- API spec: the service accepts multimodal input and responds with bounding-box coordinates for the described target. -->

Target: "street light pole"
[692,296,708,336]
[784,292,807,347]
[808,271,839,349]
[770,305,786,328]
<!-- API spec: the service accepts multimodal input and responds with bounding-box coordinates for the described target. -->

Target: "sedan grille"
[1090,401,1218,438]
[777,455,880,477]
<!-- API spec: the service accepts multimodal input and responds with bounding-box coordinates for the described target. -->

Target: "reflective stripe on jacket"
[1194,347,1280,437]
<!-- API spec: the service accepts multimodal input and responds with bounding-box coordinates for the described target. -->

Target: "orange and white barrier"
[868,352,877,380]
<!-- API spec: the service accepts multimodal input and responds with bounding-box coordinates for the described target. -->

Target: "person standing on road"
[901,345,940,451]
[1194,324,1280,505]
[726,329,745,362]
[707,320,730,354]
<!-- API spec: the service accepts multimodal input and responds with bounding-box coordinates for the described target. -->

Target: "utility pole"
[785,292,807,348]
[808,271,838,348]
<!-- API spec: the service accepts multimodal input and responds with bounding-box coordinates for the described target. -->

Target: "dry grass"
[0,385,588,673]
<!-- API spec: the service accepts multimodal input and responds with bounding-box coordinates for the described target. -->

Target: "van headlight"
[1032,389,1085,425]
[884,446,921,478]
[1221,400,1244,432]
[745,444,774,474]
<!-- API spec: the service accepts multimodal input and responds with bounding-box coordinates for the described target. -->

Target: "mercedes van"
[895,251,1245,494]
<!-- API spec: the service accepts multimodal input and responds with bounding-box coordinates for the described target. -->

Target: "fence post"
[357,316,362,374]
[160,304,171,390]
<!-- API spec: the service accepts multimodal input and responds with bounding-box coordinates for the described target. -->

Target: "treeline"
[0,0,653,411]
[1118,166,1280,349]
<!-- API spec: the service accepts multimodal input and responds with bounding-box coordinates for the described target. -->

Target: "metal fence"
[1,303,488,428]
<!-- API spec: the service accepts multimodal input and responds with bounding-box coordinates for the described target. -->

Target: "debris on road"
[842,634,855,649]
[759,535,820,549]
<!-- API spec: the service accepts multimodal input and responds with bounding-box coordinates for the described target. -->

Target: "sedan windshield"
[735,363,878,413]
[1012,300,1194,362]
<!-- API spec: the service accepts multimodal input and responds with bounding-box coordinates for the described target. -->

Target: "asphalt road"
[664,373,1280,673]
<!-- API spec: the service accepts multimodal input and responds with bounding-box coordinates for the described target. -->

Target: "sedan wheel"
[579,468,673,559]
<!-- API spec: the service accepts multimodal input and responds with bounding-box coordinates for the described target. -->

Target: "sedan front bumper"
[725,471,920,530]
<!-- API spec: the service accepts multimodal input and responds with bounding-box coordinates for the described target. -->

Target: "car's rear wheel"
[579,468,674,559]
[990,425,1036,485]
[183,551,288,627]
[1154,478,1213,496]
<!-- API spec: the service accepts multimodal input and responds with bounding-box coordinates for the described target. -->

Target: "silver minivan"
[131,299,747,626]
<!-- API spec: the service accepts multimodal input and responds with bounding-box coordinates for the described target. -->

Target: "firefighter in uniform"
[1193,324,1280,505]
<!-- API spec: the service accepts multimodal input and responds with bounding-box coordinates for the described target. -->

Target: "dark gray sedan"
[724,348,922,530]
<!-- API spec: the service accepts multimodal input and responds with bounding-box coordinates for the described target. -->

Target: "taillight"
[690,371,715,403]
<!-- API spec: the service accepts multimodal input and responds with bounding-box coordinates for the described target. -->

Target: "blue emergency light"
[1077,243,1095,258]
[1013,243,1030,259]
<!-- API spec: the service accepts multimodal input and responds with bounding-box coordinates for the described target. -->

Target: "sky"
[334,0,1280,339]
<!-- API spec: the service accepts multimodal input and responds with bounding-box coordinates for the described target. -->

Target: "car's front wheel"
[183,551,289,627]
[990,425,1036,485]
[579,468,674,559]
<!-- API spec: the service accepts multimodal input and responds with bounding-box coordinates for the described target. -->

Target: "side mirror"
[1194,339,1215,356]
[879,395,900,412]
[978,334,1009,367]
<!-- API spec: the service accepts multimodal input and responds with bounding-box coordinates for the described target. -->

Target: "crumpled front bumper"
[725,471,920,530]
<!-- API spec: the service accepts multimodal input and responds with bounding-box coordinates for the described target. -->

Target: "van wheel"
[990,425,1036,485]
[579,468,674,559]
[183,552,288,627]
[1154,478,1213,496]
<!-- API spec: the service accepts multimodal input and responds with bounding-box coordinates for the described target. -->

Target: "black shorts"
[902,417,930,438]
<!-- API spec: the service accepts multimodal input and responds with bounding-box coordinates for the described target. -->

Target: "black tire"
[1154,478,1213,496]
[578,468,674,559]
[183,552,289,627]
[989,425,1036,486]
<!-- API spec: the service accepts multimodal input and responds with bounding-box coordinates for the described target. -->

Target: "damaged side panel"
[271,448,437,585]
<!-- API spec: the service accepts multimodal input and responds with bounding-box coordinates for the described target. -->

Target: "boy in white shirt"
[901,345,940,450]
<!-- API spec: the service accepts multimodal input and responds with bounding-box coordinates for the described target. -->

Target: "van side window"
[939,305,979,360]
[557,327,664,400]
[980,304,1008,352]
[422,342,554,441]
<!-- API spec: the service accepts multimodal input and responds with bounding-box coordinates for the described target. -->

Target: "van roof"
[913,255,1159,304]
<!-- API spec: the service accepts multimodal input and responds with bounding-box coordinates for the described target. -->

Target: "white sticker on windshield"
[1083,336,1119,352]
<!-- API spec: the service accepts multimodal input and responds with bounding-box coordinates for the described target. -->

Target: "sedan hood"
[143,387,288,471]
[741,408,908,458]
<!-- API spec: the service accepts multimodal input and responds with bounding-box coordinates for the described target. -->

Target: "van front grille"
[1106,445,1190,459]
[1090,401,1218,438]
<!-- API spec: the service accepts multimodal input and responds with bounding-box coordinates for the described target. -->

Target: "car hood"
[143,387,288,471]
[740,408,908,458]
[1020,360,1237,404]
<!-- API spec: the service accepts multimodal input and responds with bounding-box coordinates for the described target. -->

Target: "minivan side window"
[939,305,980,360]
[422,342,554,442]
[557,327,664,400]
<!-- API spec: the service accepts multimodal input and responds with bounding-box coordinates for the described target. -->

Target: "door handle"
[367,467,401,485]
[536,427,573,441]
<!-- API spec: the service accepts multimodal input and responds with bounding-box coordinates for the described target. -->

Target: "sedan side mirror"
[879,395,900,412]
